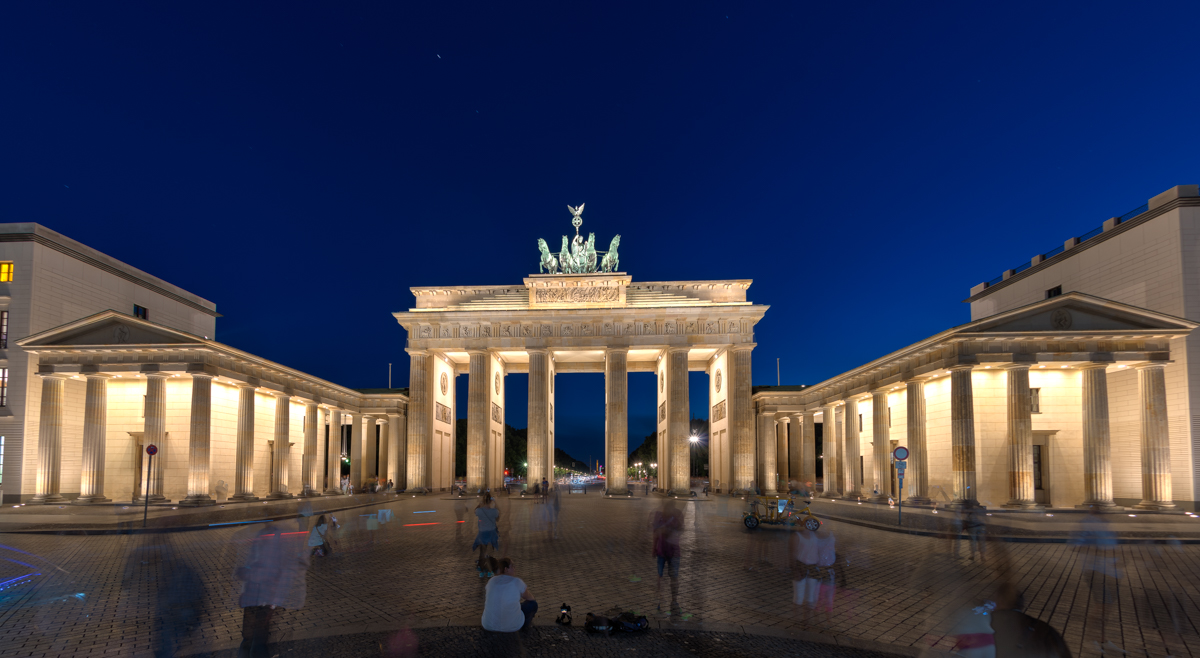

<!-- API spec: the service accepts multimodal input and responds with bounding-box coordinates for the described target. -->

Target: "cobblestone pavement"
[1,492,1198,657]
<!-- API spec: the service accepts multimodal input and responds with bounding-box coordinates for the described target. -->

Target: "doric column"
[230,384,259,501]
[842,397,861,498]
[1135,363,1174,510]
[74,372,113,504]
[729,346,755,492]
[528,349,549,487]
[323,408,342,495]
[1003,365,1038,508]
[949,365,978,508]
[378,420,389,484]
[757,410,777,493]
[870,390,889,502]
[605,348,629,495]
[775,415,790,487]
[667,347,691,495]
[181,371,215,506]
[820,404,839,497]
[466,350,489,492]
[298,402,319,496]
[31,373,68,504]
[388,412,406,489]
[904,379,930,505]
[267,393,293,499]
[1081,363,1116,508]
[796,411,816,489]
[363,416,378,483]
[348,412,364,491]
[139,372,170,503]
[406,350,431,492]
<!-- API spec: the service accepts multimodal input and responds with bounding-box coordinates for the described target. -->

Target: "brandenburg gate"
[393,205,768,494]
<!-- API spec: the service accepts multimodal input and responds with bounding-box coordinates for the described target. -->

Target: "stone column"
[349,412,364,491]
[406,350,431,492]
[230,384,258,501]
[820,405,839,497]
[729,346,754,492]
[870,390,889,502]
[949,365,978,508]
[139,373,170,503]
[905,379,931,505]
[605,348,629,495]
[74,372,113,504]
[757,411,777,494]
[1081,363,1115,508]
[796,411,816,489]
[31,373,68,504]
[466,350,489,492]
[378,421,389,484]
[363,416,378,483]
[667,347,691,495]
[267,394,293,499]
[388,413,406,490]
[181,372,215,506]
[299,402,319,496]
[528,349,549,487]
[842,397,861,498]
[1135,363,1174,510]
[323,408,342,495]
[1003,365,1038,508]
[775,415,790,488]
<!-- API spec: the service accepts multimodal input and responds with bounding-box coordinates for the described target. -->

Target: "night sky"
[4,3,1199,465]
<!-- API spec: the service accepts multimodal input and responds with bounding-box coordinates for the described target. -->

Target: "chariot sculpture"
[536,203,622,274]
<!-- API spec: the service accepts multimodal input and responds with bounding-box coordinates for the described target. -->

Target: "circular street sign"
[893,446,909,461]
[145,445,158,456]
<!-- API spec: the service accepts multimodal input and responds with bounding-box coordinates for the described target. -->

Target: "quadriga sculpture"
[559,236,573,274]
[537,238,559,274]
[600,234,621,272]
[584,233,597,273]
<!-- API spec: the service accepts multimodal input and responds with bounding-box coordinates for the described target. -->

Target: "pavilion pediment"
[960,293,1196,336]
[18,311,206,348]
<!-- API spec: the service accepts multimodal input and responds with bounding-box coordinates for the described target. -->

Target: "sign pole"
[143,444,158,529]
[892,445,910,527]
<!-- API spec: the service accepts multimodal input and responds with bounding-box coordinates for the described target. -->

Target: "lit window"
[0,368,7,407]
[133,305,149,320]
[1030,388,1041,414]
[0,262,12,282]
[0,310,7,349]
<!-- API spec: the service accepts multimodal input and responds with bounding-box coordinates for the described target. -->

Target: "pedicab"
[742,495,821,531]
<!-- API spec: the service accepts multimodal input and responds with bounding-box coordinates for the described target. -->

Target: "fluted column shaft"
[181,374,214,506]
[230,384,258,501]
[820,405,839,497]
[605,349,629,494]
[299,402,319,496]
[528,349,549,487]
[1135,364,1174,510]
[75,374,112,504]
[843,398,861,497]
[388,413,406,489]
[378,422,389,483]
[667,348,691,494]
[950,366,977,507]
[1003,366,1037,508]
[905,380,930,504]
[870,390,889,501]
[1081,364,1115,507]
[140,373,169,502]
[349,412,364,491]
[730,347,755,492]
[776,416,789,487]
[466,350,489,492]
[797,411,816,488]
[757,411,777,493]
[324,408,342,495]
[406,350,431,492]
[32,374,68,504]
[268,394,293,498]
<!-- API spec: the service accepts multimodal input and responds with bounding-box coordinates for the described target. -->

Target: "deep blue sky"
[4,3,1199,463]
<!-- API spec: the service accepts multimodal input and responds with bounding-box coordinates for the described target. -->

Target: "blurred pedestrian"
[652,498,683,613]
[474,491,501,576]
[790,524,819,622]
[235,521,309,658]
[1071,505,1121,654]
[548,484,561,539]
[963,504,987,562]
[308,514,332,557]
[121,537,206,658]
[990,581,1072,657]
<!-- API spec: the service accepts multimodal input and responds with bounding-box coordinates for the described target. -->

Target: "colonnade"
[29,365,400,505]
[756,361,1175,510]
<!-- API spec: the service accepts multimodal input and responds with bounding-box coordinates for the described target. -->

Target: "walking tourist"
[481,556,538,633]
[652,499,683,612]
[473,491,501,576]
[234,521,309,658]
[308,515,332,557]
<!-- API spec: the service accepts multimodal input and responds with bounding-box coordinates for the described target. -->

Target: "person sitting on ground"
[481,556,537,633]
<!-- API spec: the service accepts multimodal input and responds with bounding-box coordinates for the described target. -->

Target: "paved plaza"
[1,492,1198,657]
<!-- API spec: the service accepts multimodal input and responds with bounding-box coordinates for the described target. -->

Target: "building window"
[133,305,149,320]
[0,262,12,282]
[1045,285,1062,299]
[888,407,892,428]
[1030,388,1041,414]
[858,414,863,432]
[0,310,7,349]
[0,368,7,407]
[0,436,5,487]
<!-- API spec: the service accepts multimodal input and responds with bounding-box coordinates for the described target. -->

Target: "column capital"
[773,412,791,421]
[144,371,171,380]
[527,347,550,356]
[1077,361,1112,371]
[406,348,430,356]
[79,370,114,380]
[605,346,630,355]
[186,363,219,377]
[999,362,1031,371]
[946,363,975,372]
[664,346,689,355]
[729,343,757,352]
[1132,361,1169,371]
[465,348,489,357]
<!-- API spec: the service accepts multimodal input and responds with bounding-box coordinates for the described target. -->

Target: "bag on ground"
[584,613,613,634]
[612,612,650,632]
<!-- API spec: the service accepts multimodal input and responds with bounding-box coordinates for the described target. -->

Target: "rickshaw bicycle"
[742,495,821,531]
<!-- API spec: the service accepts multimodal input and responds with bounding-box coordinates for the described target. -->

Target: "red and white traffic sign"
[892,445,909,461]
